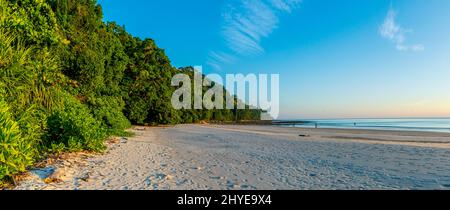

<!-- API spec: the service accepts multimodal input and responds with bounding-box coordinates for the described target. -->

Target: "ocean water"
[278,118,450,133]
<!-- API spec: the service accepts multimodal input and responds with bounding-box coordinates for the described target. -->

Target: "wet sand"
[15,125,450,190]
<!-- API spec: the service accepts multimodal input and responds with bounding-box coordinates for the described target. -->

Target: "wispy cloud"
[209,51,237,64]
[379,7,424,52]
[270,0,300,13]
[207,0,300,71]
[222,0,300,55]
[206,51,237,71]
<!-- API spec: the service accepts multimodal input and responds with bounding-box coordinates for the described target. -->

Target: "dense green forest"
[0,0,261,185]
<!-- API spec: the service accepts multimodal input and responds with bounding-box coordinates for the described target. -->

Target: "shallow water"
[282,118,450,133]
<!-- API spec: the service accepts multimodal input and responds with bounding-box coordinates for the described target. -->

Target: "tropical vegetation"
[0,0,261,185]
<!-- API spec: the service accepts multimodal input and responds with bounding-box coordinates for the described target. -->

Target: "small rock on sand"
[78,172,91,182]
[45,168,71,183]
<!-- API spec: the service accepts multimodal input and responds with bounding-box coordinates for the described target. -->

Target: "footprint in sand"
[226,180,238,189]
[191,166,204,170]
[176,179,188,186]
[239,184,257,190]
[209,176,224,180]
[154,173,167,180]
[144,177,152,186]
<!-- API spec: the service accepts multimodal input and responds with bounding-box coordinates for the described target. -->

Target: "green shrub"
[2,0,62,46]
[45,95,107,153]
[87,95,131,135]
[16,105,49,156]
[0,100,34,181]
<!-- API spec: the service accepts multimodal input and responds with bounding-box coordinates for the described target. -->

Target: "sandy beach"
[15,124,450,190]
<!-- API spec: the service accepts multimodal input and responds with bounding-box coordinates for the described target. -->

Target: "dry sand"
[15,125,450,190]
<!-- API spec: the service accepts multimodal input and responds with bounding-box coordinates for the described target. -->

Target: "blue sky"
[98,0,450,119]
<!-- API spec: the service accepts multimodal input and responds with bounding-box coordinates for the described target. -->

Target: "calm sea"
[278,118,450,133]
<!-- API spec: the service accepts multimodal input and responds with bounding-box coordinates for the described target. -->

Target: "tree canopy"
[0,0,261,185]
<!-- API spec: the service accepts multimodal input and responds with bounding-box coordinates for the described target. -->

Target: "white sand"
[15,125,450,190]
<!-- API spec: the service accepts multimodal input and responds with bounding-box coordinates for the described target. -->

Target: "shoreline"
[271,118,450,134]
[203,124,450,148]
[13,124,450,190]
[214,124,450,138]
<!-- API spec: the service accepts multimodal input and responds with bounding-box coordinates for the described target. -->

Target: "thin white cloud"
[222,0,278,55]
[209,51,237,64]
[222,0,300,55]
[379,7,424,52]
[207,0,300,71]
[206,60,223,71]
[206,51,237,71]
[270,0,301,13]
